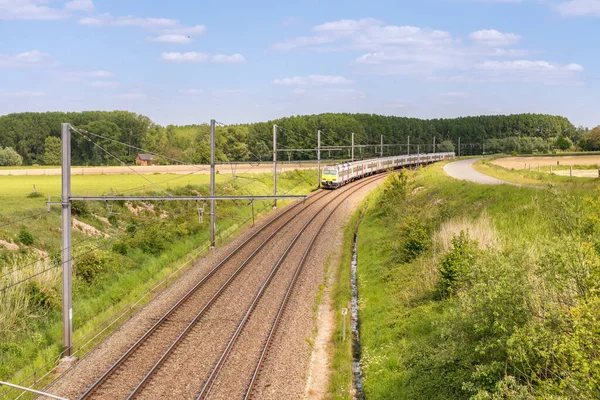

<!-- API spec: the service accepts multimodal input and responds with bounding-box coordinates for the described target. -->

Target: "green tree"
[555,134,572,151]
[42,136,61,165]
[0,147,23,166]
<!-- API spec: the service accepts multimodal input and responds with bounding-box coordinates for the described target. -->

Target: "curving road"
[444,158,515,185]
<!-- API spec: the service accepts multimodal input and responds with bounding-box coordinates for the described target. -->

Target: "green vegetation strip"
[331,163,600,399]
[0,170,314,399]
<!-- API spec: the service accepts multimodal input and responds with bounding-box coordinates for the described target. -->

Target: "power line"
[71,127,210,173]
[71,127,173,197]
[0,209,50,230]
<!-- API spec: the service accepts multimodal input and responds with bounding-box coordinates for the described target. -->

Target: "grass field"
[492,155,600,169]
[472,158,600,187]
[330,162,600,399]
[0,169,316,398]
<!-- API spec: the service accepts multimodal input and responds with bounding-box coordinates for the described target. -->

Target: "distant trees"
[42,137,61,165]
[0,147,23,166]
[555,134,573,151]
[438,140,455,152]
[579,126,600,151]
[0,111,595,166]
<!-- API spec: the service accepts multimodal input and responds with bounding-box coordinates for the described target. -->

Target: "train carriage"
[320,152,455,189]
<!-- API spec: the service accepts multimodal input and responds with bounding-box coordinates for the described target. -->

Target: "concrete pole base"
[56,356,78,375]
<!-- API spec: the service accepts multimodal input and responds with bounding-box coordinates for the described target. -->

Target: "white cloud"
[116,93,148,100]
[443,92,471,97]
[469,29,520,46]
[471,60,584,83]
[89,80,118,88]
[273,75,354,86]
[78,13,207,42]
[64,0,94,12]
[149,34,193,43]
[211,54,246,63]
[161,52,209,62]
[79,13,180,28]
[0,50,49,67]
[1,91,46,97]
[178,89,202,94]
[556,0,600,16]
[0,0,93,20]
[0,0,64,20]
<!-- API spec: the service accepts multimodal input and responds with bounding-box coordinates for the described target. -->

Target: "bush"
[437,230,478,298]
[26,281,59,311]
[75,250,107,283]
[17,229,34,246]
[108,214,119,227]
[71,201,89,216]
[399,218,431,263]
[112,241,128,255]
[26,191,44,198]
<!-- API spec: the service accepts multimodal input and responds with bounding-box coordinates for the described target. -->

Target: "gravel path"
[444,158,515,185]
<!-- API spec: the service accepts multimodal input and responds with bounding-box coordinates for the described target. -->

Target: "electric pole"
[433,136,436,153]
[273,125,277,209]
[407,136,410,157]
[458,137,461,157]
[317,130,321,188]
[210,119,216,248]
[380,135,383,157]
[61,123,72,357]
[351,132,355,162]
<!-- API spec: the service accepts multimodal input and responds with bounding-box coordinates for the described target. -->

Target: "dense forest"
[0,111,596,166]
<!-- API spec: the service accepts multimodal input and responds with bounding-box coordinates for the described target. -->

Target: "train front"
[321,166,339,188]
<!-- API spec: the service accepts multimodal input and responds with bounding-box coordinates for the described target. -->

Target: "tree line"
[0,111,597,166]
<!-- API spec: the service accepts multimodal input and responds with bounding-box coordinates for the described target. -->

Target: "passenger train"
[320,152,455,189]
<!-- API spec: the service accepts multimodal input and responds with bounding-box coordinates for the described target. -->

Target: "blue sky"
[0,0,599,127]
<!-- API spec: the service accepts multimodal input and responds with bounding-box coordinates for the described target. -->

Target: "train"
[320,152,455,189]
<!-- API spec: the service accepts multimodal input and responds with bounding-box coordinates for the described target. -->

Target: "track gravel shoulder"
[252,178,385,400]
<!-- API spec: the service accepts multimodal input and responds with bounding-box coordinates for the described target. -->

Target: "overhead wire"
[71,127,173,197]
[0,209,50,230]
[0,198,198,294]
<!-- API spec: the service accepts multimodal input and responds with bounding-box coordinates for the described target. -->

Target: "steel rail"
[196,174,385,400]
[78,189,330,400]
[243,177,384,399]
[122,175,383,399]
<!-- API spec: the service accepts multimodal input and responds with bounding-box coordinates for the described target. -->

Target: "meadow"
[330,162,600,399]
[0,169,315,398]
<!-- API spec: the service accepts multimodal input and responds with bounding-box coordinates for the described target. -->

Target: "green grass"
[472,158,600,188]
[334,162,600,399]
[0,169,316,398]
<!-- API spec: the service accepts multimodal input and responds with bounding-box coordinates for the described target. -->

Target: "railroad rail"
[77,174,382,399]
[196,174,383,399]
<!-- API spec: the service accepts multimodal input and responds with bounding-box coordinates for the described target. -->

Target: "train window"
[323,169,337,175]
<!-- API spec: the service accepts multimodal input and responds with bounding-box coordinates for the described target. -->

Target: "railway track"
[77,173,385,400]
[197,175,381,400]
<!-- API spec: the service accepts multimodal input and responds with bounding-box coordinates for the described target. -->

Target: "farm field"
[0,169,315,396]
[0,162,320,176]
[492,155,600,169]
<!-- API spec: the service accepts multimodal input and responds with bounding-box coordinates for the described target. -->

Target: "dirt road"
[444,159,512,185]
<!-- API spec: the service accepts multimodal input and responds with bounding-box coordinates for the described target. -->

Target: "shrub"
[17,229,34,246]
[112,241,128,255]
[26,191,44,198]
[75,250,107,283]
[26,281,59,311]
[71,200,90,216]
[399,218,431,263]
[108,214,119,227]
[437,230,478,298]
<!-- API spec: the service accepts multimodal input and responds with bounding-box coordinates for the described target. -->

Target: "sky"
[0,0,599,127]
